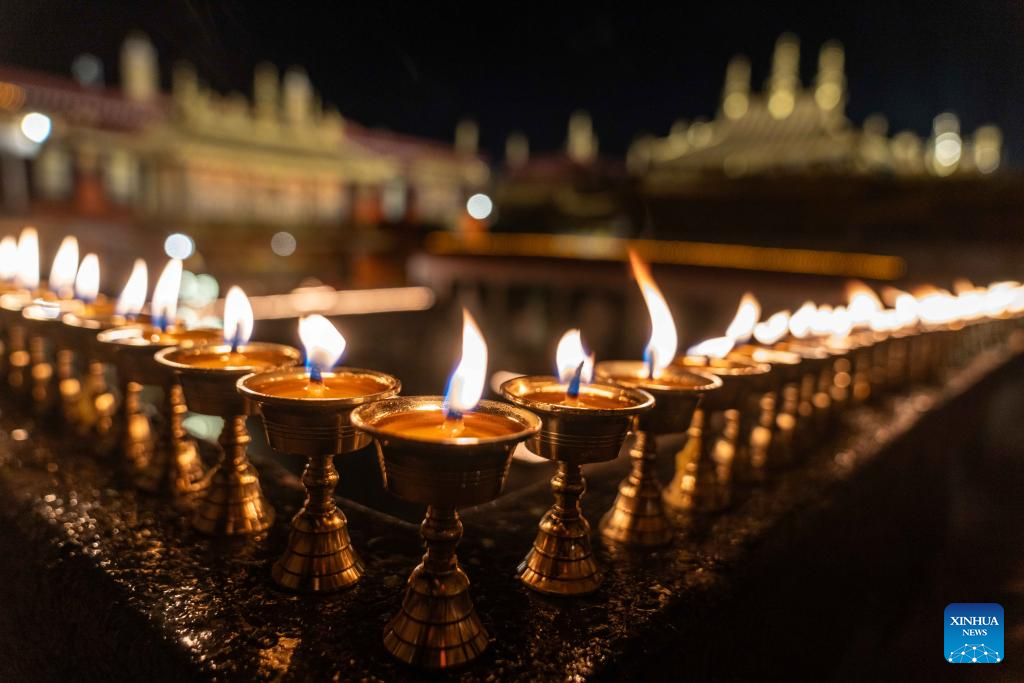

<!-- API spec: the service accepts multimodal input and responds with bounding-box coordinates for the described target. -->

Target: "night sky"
[2,1,1022,162]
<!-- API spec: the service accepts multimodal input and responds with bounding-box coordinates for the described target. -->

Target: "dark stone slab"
[0,348,1019,682]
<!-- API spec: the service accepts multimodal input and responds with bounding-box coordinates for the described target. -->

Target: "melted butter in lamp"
[521,387,634,410]
[178,348,292,371]
[375,409,522,440]
[128,326,220,346]
[80,296,114,319]
[604,370,708,391]
[262,373,392,399]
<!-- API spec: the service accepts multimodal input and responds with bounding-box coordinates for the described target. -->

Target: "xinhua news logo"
[945,603,1003,663]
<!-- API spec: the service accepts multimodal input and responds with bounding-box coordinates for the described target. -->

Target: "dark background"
[1,1,1021,162]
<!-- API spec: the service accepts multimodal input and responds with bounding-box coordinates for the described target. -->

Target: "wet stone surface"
[0,348,1014,681]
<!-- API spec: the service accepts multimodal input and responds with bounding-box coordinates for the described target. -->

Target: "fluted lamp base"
[519,516,602,596]
[518,463,602,595]
[192,455,275,535]
[134,383,206,497]
[272,510,363,591]
[134,440,206,496]
[600,432,674,547]
[192,416,274,535]
[383,506,489,669]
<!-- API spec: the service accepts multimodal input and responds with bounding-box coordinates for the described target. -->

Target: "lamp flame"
[847,280,882,325]
[116,259,148,317]
[74,253,100,303]
[827,305,854,340]
[687,335,735,359]
[629,249,677,377]
[298,314,346,380]
[556,328,594,398]
[444,308,488,417]
[893,292,919,327]
[754,310,790,345]
[223,286,254,350]
[952,278,975,295]
[869,309,901,333]
[810,304,834,337]
[0,237,17,281]
[15,227,39,291]
[982,282,1016,318]
[151,259,183,331]
[1009,286,1024,315]
[916,288,958,327]
[725,292,760,343]
[789,301,817,339]
[955,287,985,321]
[48,236,79,298]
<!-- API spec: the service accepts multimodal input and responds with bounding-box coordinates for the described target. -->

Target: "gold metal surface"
[238,367,401,592]
[98,325,221,496]
[731,346,803,475]
[20,309,67,416]
[665,356,771,513]
[0,294,34,395]
[61,312,139,444]
[132,383,205,496]
[350,397,539,669]
[774,342,831,451]
[593,362,722,547]
[156,343,300,536]
[501,375,655,596]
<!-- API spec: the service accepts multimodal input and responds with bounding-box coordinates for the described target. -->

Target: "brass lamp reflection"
[351,310,540,669]
[239,314,400,591]
[501,329,654,596]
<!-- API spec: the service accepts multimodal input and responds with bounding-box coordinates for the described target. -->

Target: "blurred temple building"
[629,34,1003,183]
[0,33,488,290]
[484,33,1018,275]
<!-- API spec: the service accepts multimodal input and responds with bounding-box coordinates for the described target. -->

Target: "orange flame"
[628,249,677,376]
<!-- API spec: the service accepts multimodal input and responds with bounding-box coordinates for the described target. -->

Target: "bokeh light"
[466,193,493,220]
[271,231,297,256]
[164,233,195,260]
[19,112,52,144]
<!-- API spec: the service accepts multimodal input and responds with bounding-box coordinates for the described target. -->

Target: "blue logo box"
[945,603,1003,663]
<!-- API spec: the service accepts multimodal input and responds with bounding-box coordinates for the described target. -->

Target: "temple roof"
[0,64,165,131]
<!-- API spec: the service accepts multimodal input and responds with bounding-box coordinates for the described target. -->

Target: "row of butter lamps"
[0,226,1019,669]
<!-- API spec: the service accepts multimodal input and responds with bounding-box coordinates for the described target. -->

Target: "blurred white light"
[466,193,493,220]
[934,133,962,167]
[271,231,297,256]
[164,233,194,260]
[179,270,199,304]
[195,274,219,306]
[20,113,52,144]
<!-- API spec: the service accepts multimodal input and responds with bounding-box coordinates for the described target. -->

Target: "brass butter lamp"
[97,258,221,496]
[25,250,110,426]
[61,258,150,447]
[592,250,722,547]
[595,361,720,546]
[156,286,300,535]
[1,227,45,395]
[18,235,83,415]
[351,309,540,669]
[238,314,401,591]
[666,341,771,513]
[501,328,654,596]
